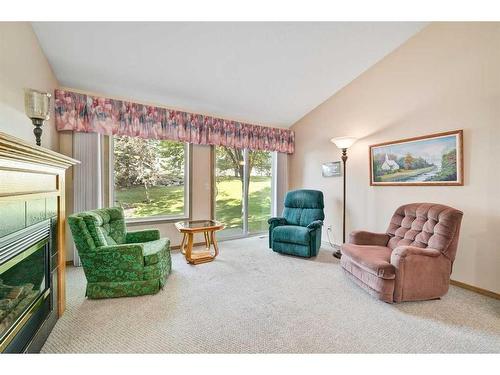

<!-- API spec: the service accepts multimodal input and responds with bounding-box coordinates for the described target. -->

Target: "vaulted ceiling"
[32,22,427,127]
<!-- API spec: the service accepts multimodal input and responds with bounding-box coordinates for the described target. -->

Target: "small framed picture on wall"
[322,161,341,177]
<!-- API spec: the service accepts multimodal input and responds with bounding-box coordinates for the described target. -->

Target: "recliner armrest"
[306,220,323,231]
[126,229,161,243]
[349,230,390,246]
[391,246,441,262]
[390,245,448,303]
[268,217,287,226]
[268,217,287,248]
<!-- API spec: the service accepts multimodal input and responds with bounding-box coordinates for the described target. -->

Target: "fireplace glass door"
[0,238,49,343]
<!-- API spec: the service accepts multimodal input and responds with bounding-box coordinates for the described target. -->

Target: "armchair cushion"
[273,225,311,245]
[79,207,127,246]
[341,243,395,279]
[142,238,171,266]
[68,216,97,252]
[283,189,325,227]
[284,208,324,227]
[386,203,463,260]
[126,229,160,243]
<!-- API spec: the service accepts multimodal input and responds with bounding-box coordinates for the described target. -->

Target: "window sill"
[125,216,189,226]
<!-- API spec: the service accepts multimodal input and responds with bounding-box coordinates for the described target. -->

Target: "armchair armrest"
[306,220,323,231]
[126,229,161,243]
[348,230,390,246]
[390,246,447,302]
[80,243,144,283]
[391,246,441,263]
[268,217,287,248]
[99,243,144,257]
[268,217,287,226]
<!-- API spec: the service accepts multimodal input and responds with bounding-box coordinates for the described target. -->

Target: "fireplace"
[0,132,78,353]
[0,219,55,353]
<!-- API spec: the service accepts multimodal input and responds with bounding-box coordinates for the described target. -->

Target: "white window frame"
[109,136,192,225]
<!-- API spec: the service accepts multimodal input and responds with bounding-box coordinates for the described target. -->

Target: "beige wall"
[0,22,59,151]
[289,22,500,293]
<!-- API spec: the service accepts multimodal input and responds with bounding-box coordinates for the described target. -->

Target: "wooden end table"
[175,220,225,265]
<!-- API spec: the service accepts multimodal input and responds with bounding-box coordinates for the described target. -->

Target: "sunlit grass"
[115,177,272,233]
[214,176,271,233]
[115,185,185,218]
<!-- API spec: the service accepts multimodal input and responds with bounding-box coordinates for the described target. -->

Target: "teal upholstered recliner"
[68,207,171,299]
[268,189,325,257]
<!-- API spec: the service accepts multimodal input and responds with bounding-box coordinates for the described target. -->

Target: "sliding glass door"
[214,146,245,237]
[248,149,273,234]
[214,146,274,239]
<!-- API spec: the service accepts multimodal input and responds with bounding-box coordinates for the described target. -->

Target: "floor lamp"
[330,136,357,259]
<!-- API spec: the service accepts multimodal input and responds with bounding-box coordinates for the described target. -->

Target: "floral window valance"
[54,89,294,154]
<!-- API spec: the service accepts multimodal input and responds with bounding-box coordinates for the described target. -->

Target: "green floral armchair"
[268,189,325,258]
[68,207,171,299]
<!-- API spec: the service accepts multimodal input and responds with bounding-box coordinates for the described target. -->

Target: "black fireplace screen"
[0,238,49,341]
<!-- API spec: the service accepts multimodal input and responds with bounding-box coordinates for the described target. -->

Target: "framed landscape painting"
[370,130,463,186]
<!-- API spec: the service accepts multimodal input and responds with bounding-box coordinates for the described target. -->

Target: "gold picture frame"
[369,130,463,186]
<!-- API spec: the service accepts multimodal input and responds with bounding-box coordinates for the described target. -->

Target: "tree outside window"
[113,136,186,219]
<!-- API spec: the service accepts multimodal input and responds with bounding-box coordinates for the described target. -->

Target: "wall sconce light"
[24,88,51,146]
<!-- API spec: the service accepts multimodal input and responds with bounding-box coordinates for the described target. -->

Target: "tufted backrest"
[68,207,127,250]
[386,203,463,261]
[68,215,97,254]
[283,189,325,227]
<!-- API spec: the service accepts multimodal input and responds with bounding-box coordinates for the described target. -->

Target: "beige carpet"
[41,236,500,353]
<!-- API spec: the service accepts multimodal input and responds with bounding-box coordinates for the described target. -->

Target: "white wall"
[0,22,59,151]
[289,22,500,293]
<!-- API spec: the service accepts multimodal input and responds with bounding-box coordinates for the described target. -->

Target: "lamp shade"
[330,136,357,150]
[24,89,51,121]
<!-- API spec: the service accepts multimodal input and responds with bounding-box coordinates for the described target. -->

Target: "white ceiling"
[32,22,426,127]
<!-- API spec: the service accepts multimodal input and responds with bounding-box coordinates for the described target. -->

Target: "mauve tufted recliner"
[341,203,463,303]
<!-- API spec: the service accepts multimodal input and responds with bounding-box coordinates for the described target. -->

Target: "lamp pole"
[330,136,357,259]
[334,148,347,259]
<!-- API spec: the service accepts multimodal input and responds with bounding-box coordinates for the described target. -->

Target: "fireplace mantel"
[0,132,78,352]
